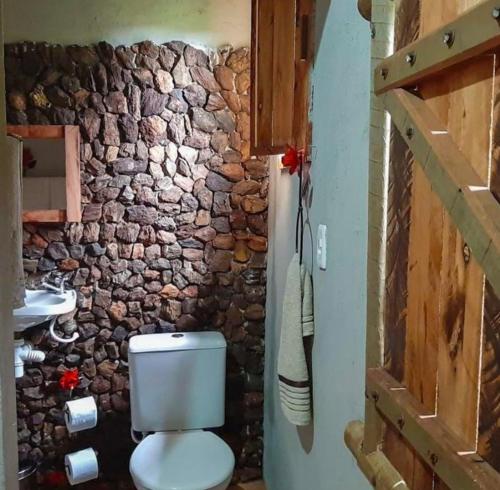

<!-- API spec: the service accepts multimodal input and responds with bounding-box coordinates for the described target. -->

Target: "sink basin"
[14,289,77,331]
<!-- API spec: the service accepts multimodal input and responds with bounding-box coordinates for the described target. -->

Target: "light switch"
[317,224,327,270]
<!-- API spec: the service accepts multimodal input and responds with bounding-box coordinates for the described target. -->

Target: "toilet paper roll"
[64,397,98,433]
[65,448,99,486]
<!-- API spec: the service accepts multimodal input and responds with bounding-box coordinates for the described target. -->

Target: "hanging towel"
[7,135,26,309]
[301,264,314,336]
[278,253,314,426]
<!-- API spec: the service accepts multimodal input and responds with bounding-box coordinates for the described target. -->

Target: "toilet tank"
[129,332,227,432]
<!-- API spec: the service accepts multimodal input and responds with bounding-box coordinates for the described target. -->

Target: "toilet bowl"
[130,431,235,490]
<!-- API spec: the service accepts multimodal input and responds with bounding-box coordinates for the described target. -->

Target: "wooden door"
[347,1,500,488]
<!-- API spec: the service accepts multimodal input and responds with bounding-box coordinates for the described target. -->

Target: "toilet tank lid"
[129,332,226,354]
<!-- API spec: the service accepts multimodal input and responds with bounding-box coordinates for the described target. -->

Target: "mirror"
[7,125,81,223]
[22,138,67,212]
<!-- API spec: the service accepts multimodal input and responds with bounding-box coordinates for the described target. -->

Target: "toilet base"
[132,474,232,490]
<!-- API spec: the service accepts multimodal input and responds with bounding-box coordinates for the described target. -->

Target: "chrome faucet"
[42,278,67,294]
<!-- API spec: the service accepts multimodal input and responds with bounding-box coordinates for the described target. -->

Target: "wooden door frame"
[346,0,500,488]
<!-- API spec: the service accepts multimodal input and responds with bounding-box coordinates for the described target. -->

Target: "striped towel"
[278,253,314,426]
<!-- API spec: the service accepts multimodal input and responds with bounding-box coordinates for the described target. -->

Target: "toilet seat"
[130,430,235,490]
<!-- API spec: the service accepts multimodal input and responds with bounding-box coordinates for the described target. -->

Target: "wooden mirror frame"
[7,125,81,223]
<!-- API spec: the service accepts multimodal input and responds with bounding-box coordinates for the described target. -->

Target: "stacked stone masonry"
[6,40,267,485]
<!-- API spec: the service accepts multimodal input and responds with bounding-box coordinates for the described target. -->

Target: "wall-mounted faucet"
[42,278,68,295]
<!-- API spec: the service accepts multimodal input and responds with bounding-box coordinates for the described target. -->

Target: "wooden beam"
[345,420,410,490]
[367,368,500,490]
[22,210,67,223]
[378,2,433,485]
[271,0,296,147]
[251,0,275,155]
[432,55,494,459]
[7,124,65,139]
[362,0,396,455]
[375,0,500,94]
[478,54,500,473]
[292,0,314,151]
[383,88,500,296]
[64,125,82,222]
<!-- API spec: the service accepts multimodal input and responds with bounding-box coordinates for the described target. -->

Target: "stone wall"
[6,41,267,485]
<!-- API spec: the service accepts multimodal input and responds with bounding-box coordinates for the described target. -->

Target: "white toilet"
[128,332,235,490]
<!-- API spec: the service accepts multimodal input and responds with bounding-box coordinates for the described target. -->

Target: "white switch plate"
[317,224,327,270]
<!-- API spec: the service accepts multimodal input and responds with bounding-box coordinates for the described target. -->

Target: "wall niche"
[8,125,81,223]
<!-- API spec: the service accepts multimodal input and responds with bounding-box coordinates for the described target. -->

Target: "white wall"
[263,1,372,488]
[4,0,251,48]
[0,1,20,487]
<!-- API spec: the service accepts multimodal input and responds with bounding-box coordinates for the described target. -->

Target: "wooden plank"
[438,218,485,447]
[367,368,500,490]
[6,124,64,139]
[374,0,500,94]
[434,55,493,455]
[403,157,441,412]
[381,2,434,486]
[479,56,500,473]
[292,0,313,151]
[252,0,274,154]
[479,281,500,471]
[383,422,434,488]
[381,0,417,387]
[383,124,412,383]
[64,125,82,222]
[271,0,296,148]
[251,0,275,155]
[382,88,500,296]
[492,56,500,203]
[250,0,258,153]
[22,209,66,223]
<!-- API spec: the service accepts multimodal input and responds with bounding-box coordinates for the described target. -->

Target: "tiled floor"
[229,481,266,490]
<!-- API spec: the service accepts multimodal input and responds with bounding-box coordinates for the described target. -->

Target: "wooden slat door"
[347,1,500,488]
[385,1,494,487]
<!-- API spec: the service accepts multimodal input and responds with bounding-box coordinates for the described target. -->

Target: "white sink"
[13,289,77,331]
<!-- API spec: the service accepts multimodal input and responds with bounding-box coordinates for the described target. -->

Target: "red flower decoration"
[59,369,79,391]
[281,146,302,175]
[44,471,67,487]
[22,148,37,171]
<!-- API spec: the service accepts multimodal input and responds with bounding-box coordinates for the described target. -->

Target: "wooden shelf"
[22,210,67,223]
[7,125,82,223]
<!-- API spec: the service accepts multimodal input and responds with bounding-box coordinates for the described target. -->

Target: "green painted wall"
[5,0,250,47]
